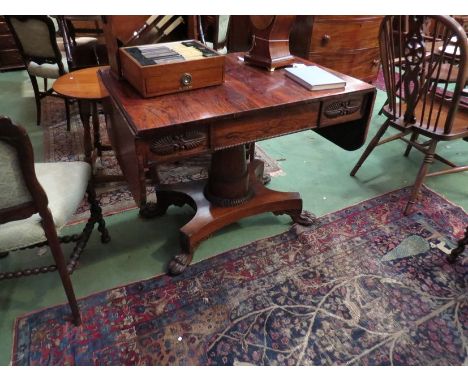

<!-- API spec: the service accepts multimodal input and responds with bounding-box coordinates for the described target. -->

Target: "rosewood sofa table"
[99,54,376,275]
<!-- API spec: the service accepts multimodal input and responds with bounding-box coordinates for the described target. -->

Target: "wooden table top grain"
[54,66,109,100]
[99,54,374,135]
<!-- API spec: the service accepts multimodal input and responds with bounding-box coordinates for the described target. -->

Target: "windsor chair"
[351,15,468,215]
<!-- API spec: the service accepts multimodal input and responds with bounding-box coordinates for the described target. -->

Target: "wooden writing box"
[119,40,225,98]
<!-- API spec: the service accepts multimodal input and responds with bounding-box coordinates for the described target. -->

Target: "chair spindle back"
[380,15,468,135]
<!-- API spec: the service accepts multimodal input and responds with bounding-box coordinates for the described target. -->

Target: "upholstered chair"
[5,16,71,130]
[0,116,111,325]
[54,16,106,71]
[201,15,231,54]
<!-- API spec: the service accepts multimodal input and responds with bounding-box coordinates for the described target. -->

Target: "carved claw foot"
[447,240,467,264]
[274,209,317,226]
[287,210,317,226]
[139,202,169,219]
[168,253,193,275]
[403,202,415,216]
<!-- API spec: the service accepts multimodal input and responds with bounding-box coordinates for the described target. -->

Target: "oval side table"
[53,66,121,182]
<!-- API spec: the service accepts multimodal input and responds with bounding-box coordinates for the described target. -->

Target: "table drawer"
[310,17,381,52]
[212,102,320,149]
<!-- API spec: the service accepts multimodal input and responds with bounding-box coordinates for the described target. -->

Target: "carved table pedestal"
[141,145,314,274]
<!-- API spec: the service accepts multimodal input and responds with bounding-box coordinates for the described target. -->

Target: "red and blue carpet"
[12,186,467,365]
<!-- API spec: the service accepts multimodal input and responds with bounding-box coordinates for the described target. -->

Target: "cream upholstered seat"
[0,162,90,252]
[0,116,110,325]
[56,36,97,53]
[27,56,69,79]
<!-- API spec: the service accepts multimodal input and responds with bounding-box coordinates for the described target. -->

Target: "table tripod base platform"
[140,160,316,275]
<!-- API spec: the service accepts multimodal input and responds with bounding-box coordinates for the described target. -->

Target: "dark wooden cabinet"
[0,16,24,71]
[290,16,383,83]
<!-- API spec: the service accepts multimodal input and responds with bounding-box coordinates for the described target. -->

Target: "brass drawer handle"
[180,73,192,87]
[321,34,331,45]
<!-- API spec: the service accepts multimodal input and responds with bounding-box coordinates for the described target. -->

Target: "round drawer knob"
[321,34,331,45]
[180,73,192,87]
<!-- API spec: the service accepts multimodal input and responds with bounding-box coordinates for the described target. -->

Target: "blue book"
[284,65,346,91]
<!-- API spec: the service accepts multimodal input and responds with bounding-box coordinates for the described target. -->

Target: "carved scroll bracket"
[324,99,361,119]
[150,129,207,156]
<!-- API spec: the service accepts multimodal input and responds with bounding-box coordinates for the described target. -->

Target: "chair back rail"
[380,15,468,135]
[0,116,50,224]
[5,15,66,74]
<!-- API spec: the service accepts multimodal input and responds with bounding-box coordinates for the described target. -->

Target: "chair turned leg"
[65,98,71,132]
[448,226,468,263]
[404,140,437,216]
[378,97,388,116]
[404,132,419,157]
[41,213,81,325]
[87,183,111,244]
[50,243,81,325]
[29,74,42,126]
[350,119,391,177]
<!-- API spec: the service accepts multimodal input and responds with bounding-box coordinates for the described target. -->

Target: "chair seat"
[27,56,69,79]
[385,99,468,140]
[0,162,91,252]
[56,36,98,53]
[424,62,460,83]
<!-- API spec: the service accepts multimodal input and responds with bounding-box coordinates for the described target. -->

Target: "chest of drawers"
[290,16,383,83]
[0,16,24,71]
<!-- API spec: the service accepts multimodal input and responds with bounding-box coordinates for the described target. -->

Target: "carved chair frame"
[0,116,111,324]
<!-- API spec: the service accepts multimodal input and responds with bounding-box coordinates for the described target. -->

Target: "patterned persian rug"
[42,98,283,224]
[12,186,467,365]
[374,68,386,92]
